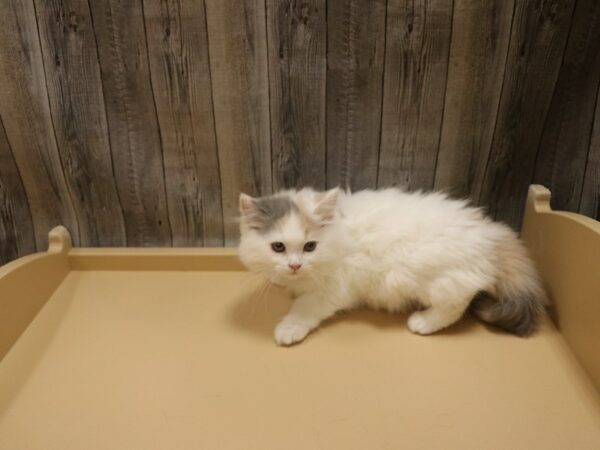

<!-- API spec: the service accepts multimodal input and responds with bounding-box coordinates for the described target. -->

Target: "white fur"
[238,188,542,345]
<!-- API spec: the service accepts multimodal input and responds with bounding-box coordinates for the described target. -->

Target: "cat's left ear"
[314,188,339,225]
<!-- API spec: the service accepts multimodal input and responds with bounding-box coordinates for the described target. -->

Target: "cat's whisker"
[258,281,275,312]
[242,267,280,318]
[248,279,268,317]
[235,267,270,303]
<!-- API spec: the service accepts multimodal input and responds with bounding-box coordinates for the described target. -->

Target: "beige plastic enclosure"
[0,185,599,449]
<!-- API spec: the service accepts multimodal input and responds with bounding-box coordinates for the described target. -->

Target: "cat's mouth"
[281,270,303,279]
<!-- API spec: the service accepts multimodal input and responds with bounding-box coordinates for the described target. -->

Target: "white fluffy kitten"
[238,188,546,346]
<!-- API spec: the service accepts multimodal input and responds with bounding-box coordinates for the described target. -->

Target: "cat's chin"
[279,273,303,282]
[269,273,299,287]
[271,272,308,287]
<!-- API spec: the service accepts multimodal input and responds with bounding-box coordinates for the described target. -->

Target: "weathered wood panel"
[267,0,326,190]
[378,0,453,190]
[326,0,386,190]
[34,0,126,246]
[533,0,600,213]
[0,0,78,248]
[434,0,514,199]
[143,0,224,246]
[0,118,36,264]
[89,0,172,246]
[1,0,600,265]
[205,0,271,244]
[580,85,600,220]
[479,0,577,229]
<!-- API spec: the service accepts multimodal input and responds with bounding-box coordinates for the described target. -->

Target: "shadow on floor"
[227,280,488,342]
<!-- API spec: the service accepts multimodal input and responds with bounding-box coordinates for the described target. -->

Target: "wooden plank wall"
[1,0,599,263]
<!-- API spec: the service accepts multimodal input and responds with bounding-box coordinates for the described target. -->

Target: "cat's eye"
[271,242,286,253]
[303,241,317,252]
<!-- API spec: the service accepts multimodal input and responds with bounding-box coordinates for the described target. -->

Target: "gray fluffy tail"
[471,231,547,336]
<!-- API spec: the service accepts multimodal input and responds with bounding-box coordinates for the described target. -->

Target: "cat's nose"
[288,263,302,272]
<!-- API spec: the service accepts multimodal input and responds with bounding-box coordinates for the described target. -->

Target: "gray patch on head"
[251,195,297,232]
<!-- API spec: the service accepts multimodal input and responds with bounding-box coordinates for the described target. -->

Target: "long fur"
[238,187,547,345]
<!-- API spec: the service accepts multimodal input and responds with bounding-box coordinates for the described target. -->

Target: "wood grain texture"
[2,0,600,264]
[267,0,326,190]
[326,0,386,190]
[434,0,514,199]
[34,0,126,246]
[580,84,600,220]
[89,0,172,246]
[0,118,36,265]
[143,0,224,246]
[533,0,600,213]
[0,0,78,248]
[205,0,271,244]
[378,0,453,190]
[480,0,577,229]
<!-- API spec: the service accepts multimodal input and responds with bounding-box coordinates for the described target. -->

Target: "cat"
[237,187,546,346]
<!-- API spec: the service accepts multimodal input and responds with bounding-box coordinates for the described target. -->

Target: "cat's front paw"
[274,319,312,346]
[407,311,436,335]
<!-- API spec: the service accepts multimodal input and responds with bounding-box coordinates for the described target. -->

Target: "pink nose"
[288,263,302,272]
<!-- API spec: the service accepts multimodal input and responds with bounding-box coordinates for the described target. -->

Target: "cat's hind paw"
[274,319,311,346]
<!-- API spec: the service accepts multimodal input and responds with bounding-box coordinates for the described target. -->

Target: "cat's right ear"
[239,193,257,217]
[239,193,266,231]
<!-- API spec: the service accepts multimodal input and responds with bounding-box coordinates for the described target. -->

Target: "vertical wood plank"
[205,0,271,245]
[580,84,600,220]
[326,0,386,190]
[0,118,36,264]
[0,0,78,248]
[34,0,126,246]
[378,0,453,190]
[533,0,600,213]
[479,0,576,229]
[89,0,172,246]
[267,0,326,190]
[143,0,224,246]
[434,0,514,199]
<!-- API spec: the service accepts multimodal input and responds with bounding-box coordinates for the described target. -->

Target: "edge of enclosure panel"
[67,247,244,271]
[0,227,71,361]
[522,184,600,393]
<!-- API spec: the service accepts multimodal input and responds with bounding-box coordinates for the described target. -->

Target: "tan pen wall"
[522,185,600,391]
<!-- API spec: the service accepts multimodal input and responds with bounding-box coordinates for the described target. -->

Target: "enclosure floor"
[0,271,599,449]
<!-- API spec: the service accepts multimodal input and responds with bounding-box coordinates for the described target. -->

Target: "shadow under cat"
[227,281,502,345]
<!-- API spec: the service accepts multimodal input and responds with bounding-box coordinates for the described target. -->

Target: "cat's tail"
[471,228,547,336]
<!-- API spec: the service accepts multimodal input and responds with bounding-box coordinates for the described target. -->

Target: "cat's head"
[238,188,343,284]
